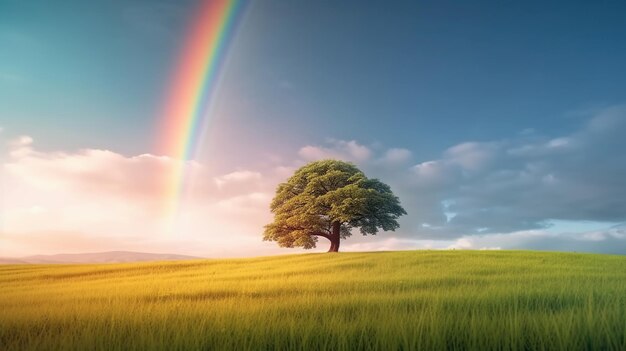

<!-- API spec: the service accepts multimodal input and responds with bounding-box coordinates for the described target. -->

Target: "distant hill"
[0,251,202,264]
[0,258,27,264]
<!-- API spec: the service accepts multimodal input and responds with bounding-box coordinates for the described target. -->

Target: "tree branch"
[309,232,330,239]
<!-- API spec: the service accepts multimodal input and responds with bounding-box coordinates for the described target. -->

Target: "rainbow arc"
[159,0,248,223]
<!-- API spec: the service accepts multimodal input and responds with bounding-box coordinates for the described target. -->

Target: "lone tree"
[264,160,406,252]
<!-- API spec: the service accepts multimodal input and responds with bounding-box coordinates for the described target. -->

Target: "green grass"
[1,250,625,350]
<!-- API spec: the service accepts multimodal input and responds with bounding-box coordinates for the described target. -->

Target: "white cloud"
[215,192,272,212]
[395,105,626,240]
[444,142,498,172]
[546,137,570,148]
[0,137,419,257]
[0,138,283,257]
[381,148,412,164]
[3,105,626,257]
[214,170,262,190]
[299,140,372,163]
[448,238,473,249]
[444,224,626,255]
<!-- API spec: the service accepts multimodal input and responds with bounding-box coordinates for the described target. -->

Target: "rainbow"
[159,0,248,221]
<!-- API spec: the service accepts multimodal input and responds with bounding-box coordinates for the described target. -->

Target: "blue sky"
[3,0,626,159]
[1,0,625,256]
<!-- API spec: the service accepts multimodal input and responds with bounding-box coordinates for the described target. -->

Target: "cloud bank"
[1,106,625,256]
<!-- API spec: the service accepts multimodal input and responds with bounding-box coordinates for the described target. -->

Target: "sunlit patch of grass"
[1,250,625,350]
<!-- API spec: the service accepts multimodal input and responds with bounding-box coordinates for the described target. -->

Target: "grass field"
[1,250,625,350]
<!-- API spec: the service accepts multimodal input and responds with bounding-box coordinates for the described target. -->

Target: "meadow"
[1,250,625,350]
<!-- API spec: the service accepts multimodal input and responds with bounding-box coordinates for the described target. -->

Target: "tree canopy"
[263,160,406,252]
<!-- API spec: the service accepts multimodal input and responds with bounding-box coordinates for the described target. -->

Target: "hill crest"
[0,251,202,264]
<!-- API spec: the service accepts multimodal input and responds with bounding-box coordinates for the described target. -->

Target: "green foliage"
[1,251,625,350]
[264,160,406,249]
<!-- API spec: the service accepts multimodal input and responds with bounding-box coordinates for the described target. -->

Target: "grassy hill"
[1,250,625,350]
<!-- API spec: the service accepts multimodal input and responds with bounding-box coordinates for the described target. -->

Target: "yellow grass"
[1,250,625,350]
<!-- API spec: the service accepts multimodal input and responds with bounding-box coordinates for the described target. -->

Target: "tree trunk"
[327,221,341,252]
